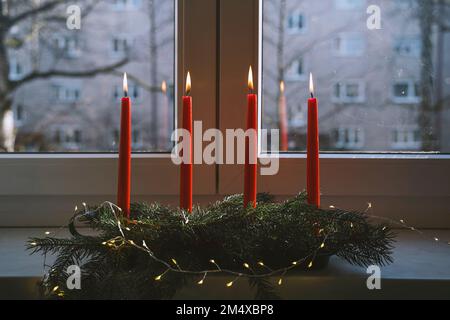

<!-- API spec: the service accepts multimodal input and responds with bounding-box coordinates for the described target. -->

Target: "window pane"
[2,0,175,152]
[262,0,450,152]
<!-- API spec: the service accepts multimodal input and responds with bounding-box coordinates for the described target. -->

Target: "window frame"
[0,0,219,226]
[218,0,450,228]
[1,0,450,228]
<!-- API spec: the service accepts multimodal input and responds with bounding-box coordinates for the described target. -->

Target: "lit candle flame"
[186,72,191,95]
[309,73,314,98]
[161,80,167,94]
[280,80,285,94]
[123,72,128,97]
[248,66,254,91]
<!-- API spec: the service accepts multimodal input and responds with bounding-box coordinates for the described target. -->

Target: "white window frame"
[392,79,421,104]
[1,0,449,229]
[0,0,219,227]
[218,0,450,229]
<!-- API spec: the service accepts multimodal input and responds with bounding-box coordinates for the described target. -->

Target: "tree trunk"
[0,25,15,152]
[418,0,436,151]
[148,0,159,149]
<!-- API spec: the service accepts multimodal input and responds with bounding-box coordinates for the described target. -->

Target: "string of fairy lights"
[32,199,449,295]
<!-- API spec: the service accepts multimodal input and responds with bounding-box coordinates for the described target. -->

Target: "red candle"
[278,81,289,152]
[180,72,193,212]
[117,73,131,218]
[244,66,258,208]
[307,73,320,207]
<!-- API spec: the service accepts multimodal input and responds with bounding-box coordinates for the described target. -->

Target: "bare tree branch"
[10,57,129,90]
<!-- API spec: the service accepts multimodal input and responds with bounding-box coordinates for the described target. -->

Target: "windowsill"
[0,229,449,299]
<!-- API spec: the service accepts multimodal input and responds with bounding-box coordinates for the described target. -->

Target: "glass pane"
[2,0,175,152]
[262,0,450,152]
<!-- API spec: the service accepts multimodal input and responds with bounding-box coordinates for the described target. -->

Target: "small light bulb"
[434,237,439,242]
[400,219,405,224]
[45,231,50,235]
[30,242,37,246]
[172,258,178,265]
[258,261,264,266]
[308,261,313,269]
[155,275,162,281]
[226,281,233,288]
[320,243,325,249]
[278,278,283,285]
[292,261,298,265]
[243,263,250,269]
[209,259,215,264]
[52,286,59,292]
[198,279,204,285]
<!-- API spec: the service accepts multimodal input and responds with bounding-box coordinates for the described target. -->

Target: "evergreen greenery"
[27,193,395,299]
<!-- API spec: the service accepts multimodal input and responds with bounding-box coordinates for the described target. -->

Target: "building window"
[9,57,23,80]
[335,0,365,10]
[14,104,25,125]
[53,84,81,103]
[54,128,82,148]
[287,12,306,34]
[113,0,141,11]
[132,129,143,148]
[111,36,133,55]
[333,81,365,103]
[53,35,81,58]
[393,37,421,57]
[114,84,140,101]
[391,128,421,150]
[285,58,306,81]
[334,127,364,149]
[392,80,421,104]
[333,33,365,56]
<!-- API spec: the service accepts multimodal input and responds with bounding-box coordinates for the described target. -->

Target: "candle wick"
[310,92,314,99]
[124,91,128,98]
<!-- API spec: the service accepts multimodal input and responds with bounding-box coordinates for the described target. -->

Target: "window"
[262,0,449,153]
[14,105,25,125]
[113,0,142,11]
[334,127,364,149]
[333,81,365,103]
[286,58,306,81]
[335,0,365,10]
[53,127,82,150]
[393,37,421,57]
[9,57,23,80]
[3,0,175,153]
[392,80,421,104]
[53,84,81,103]
[333,33,365,56]
[287,12,306,34]
[53,35,82,59]
[391,128,421,150]
[111,35,134,56]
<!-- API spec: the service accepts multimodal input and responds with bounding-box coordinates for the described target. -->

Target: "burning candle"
[117,73,132,217]
[307,73,320,207]
[244,66,258,208]
[278,81,289,152]
[180,72,193,212]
